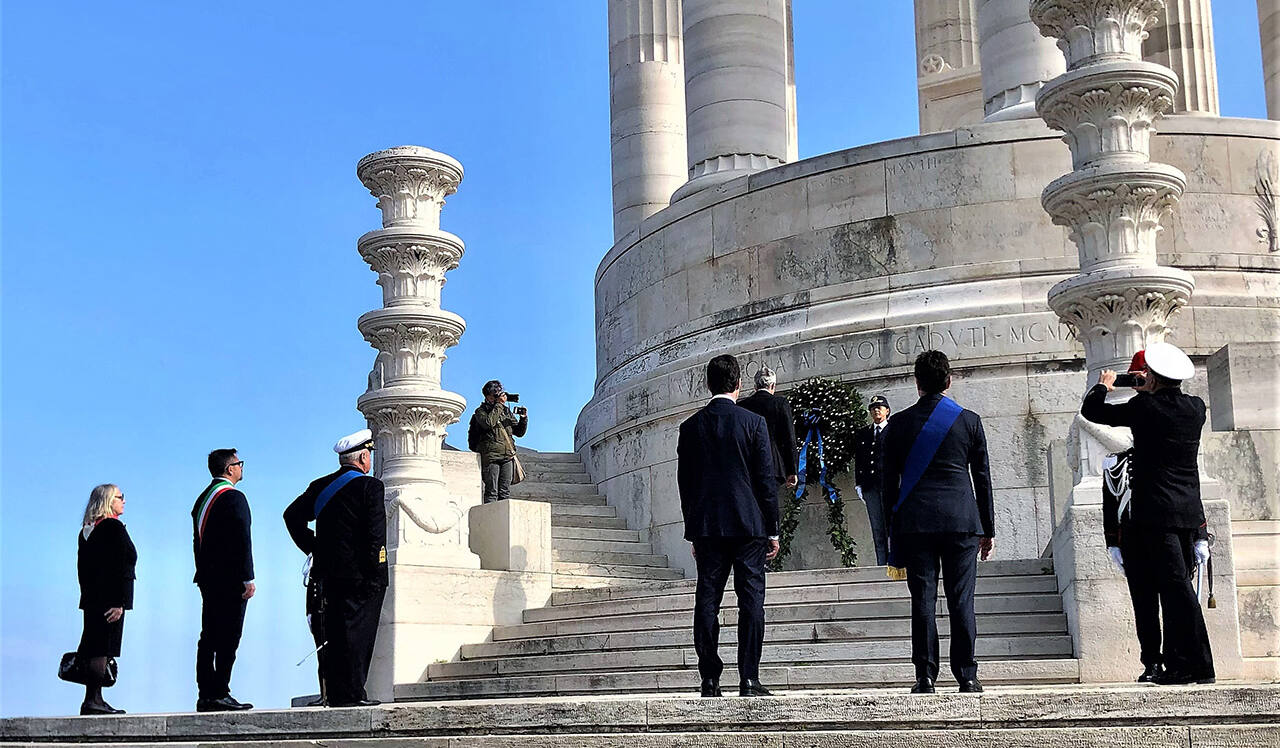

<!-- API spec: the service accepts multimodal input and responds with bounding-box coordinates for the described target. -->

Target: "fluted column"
[977,0,1066,121]
[672,0,791,202]
[915,0,985,132]
[1262,0,1280,119]
[1144,0,1219,114]
[609,0,687,241]
[355,146,475,567]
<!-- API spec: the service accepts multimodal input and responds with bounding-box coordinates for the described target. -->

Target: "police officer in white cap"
[1081,342,1215,685]
[283,429,388,706]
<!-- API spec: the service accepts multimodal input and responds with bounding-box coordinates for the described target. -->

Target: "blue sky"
[0,1,1267,717]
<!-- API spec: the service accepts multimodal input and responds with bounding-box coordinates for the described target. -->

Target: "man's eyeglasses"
[229,461,245,468]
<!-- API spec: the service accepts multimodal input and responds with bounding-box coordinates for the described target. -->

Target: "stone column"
[672,0,791,202]
[1144,0,1220,114]
[915,0,985,132]
[608,0,688,241]
[977,0,1066,121]
[355,146,476,570]
[1262,0,1280,119]
[1031,0,1241,684]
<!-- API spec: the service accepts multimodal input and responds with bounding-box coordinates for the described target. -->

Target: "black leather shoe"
[1152,669,1215,686]
[329,698,380,707]
[223,695,253,710]
[910,677,936,694]
[700,678,722,697]
[739,679,773,697]
[305,696,327,707]
[1138,663,1164,683]
[958,679,983,693]
[196,696,251,712]
[80,700,124,716]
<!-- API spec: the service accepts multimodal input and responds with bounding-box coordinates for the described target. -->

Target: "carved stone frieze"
[1256,149,1279,253]
[1030,0,1165,67]
[1036,64,1176,166]
[1042,165,1184,267]
[356,146,464,230]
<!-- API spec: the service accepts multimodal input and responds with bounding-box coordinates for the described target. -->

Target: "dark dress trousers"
[677,396,779,683]
[853,422,890,565]
[77,518,137,658]
[882,394,994,683]
[191,482,254,700]
[284,466,389,704]
[1082,384,1214,678]
[737,390,798,482]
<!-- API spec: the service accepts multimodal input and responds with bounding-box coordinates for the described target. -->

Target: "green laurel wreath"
[770,377,868,571]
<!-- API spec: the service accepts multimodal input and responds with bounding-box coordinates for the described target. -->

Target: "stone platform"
[3,684,1277,746]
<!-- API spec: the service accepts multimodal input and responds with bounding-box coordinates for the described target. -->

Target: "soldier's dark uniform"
[853,395,891,565]
[284,457,388,706]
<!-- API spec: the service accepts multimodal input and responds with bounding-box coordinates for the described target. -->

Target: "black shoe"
[305,696,327,707]
[1152,669,1215,686]
[958,679,983,693]
[700,678,722,697]
[738,679,772,697]
[910,677,936,694]
[329,698,380,707]
[80,700,125,716]
[223,695,253,710]
[1138,663,1164,683]
[196,696,251,712]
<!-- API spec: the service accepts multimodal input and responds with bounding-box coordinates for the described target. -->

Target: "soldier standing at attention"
[284,429,388,707]
[854,395,892,566]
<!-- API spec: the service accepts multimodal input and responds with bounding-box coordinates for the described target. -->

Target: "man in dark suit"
[677,354,780,698]
[191,448,255,712]
[1083,342,1215,686]
[738,365,798,492]
[284,429,389,707]
[882,351,995,694]
[854,395,892,565]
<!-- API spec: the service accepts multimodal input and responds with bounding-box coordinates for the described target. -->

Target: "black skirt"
[78,609,124,658]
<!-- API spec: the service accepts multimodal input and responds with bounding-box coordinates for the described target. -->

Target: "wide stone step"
[546,559,1055,606]
[553,561,685,581]
[508,492,608,506]
[503,595,1064,640]
[552,525,645,542]
[550,575,660,590]
[460,613,1069,659]
[552,537,655,554]
[552,514,631,530]
[553,548,668,567]
[524,576,1059,623]
[551,503,618,517]
[428,635,1075,680]
[521,470,592,483]
[398,658,1083,700]
[512,481,600,496]
[522,452,580,463]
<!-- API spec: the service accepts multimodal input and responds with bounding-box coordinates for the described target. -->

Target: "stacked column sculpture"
[355,146,475,566]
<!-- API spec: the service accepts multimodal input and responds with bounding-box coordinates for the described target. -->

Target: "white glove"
[1194,540,1210,565]
[1108,546,1125,573]
[855,486,863,501]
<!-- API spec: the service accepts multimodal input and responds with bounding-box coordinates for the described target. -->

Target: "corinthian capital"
[1030,0,1165,67]
[357,146,464,230]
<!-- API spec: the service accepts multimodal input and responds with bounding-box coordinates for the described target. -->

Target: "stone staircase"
[511,450,684,589]
[396,558,1080,701]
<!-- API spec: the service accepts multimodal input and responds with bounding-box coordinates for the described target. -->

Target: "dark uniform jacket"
[677,397,780,540]
[882,394,995,537]
[853,422,888,490]
[1081,384,1207,530]
[191,483,254,590]
[737,390,798,481]
[284,466,388,587]
[78,518,137,610]
[467,402,528,466]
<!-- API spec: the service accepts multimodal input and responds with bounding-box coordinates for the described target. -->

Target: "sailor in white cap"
[282,428,387,706]
[1081,342,1215,686]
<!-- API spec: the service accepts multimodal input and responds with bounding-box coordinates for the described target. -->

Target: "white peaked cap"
[1144,342,1195,381]
[334,428,375,454]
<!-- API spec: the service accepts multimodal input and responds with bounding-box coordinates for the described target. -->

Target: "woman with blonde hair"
[76,483,136,715]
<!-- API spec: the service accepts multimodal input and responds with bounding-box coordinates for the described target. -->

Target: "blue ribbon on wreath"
[794,411,840,504]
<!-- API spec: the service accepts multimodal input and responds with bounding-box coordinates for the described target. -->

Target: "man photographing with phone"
[468,380,529,503]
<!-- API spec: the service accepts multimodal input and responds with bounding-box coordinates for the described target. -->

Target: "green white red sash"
[195,479,234,545]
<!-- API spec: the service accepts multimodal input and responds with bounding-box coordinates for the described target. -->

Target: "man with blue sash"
[883,351,995,694]
[284,429,388,707]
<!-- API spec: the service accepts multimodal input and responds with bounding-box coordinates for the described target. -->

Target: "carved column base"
[671,153,784,203]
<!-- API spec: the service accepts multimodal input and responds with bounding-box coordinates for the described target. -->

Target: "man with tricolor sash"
[283,429,388,708]
[191,448,255,712]
[882,351,995,695]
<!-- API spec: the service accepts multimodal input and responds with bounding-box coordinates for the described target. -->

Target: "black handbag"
[58,651,117,687]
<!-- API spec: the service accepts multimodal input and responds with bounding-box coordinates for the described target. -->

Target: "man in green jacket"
[468,380,529,502]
